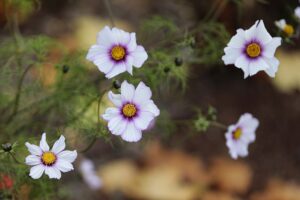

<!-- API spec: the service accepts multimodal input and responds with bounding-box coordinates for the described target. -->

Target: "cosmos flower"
[79,159,102,190]
[295,7,300,20]
[222,20,282,78]
[275,19,295,37]
[86,26,148,79]
[25,133,77,179]
[225,113,259,159]
[102,81,160,142]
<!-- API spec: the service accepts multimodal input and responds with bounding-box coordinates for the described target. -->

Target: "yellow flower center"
[41,152,56,166]
[122,103,137,118]
[233,128,242,140]
[111,45,126,61]
[246,43,261,58]
[283,24,294,36]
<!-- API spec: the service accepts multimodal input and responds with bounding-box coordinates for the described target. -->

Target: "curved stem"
[79,90,108,153]
[211,121,227,130]
[8,152,23,165]
[6,64,33,123]
[104,0,115,27]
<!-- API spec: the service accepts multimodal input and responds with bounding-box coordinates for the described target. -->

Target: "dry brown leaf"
[209,158,252,194]
[202,191,240,200]
[250,179,300,200]
[97,159,138,194]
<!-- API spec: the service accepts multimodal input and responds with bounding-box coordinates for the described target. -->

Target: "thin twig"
[8,152,23,165]
[211,121,227,130]
[104,0,115,27]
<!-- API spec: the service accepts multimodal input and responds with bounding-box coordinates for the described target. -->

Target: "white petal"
[127,33,137,52]
[133,82,152,103]
[57,150,77,163]
[25,155,41,166]
[25,142,42,156]
[45,167,61,179]
[97,26,116,47]
[108,91,122,107]
[247,20,272,44]
[29,165,45,179]
[108,116,127,136]
[56,159,74,172]
[264,57,279,78]
[134,111,155,130]
[222,47,243,65]
[262,37,281,58]
[125,55,134,75]
[51,135,66,154]
[86,45,108,61]
[102,107,120,121]
[121,122,142,142]
[40,132,49,152]
[140,100,160,116]
[93,56,115,74]
[275,19,286,30]
[120,80,135,102]
[105,61,127,79]
[227,29,246,48]
[248,58,269,76]
[295,7,300,19]
[131,45,148,68]
[111,27,131,45]
[234,56,250,78]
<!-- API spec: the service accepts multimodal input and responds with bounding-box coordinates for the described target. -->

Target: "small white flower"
[86,26,148,79]
[25,133,77,179]
[222,20,282,78]
[80,159,102,190]
[295,7,300,20]
[102,81,160,142]
[275,19,294,37]
[225,113,259,160]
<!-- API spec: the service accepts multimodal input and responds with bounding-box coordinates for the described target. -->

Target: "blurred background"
[1,0,300,199]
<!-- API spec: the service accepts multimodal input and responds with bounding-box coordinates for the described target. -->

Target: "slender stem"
[104,0,115,26]
[80,90,108,153]
[211,121,227,130]
[8,152,23,165]
[6,64,33,123]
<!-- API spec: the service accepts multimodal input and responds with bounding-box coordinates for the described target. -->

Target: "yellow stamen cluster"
[283,24,294,37]
[246,43,261,58]
[122,103,137,117]
[111,45,126,61]
[233,128,242,140]
[41,152,56,166]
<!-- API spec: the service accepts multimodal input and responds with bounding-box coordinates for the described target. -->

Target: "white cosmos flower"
[222,20,282,78]
[86,26,148,79]
[80,159,102,190]
[102,81,160,142]
[225,113,259,160]
[25,133,77,179]
[295,7,300,20]
[275,19,295,37]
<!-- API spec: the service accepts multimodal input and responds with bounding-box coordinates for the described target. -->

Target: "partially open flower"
[102,81,160,142]
[25,133,77,179]
[222,20,282,78]
[225,113,259,159]
[86,26,148,79]
[79,159,102,190]
[275,19,295,37]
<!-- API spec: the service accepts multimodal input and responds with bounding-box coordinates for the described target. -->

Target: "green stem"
[8,152,23,165]
[211,121,227,130]
[104,0,115,27]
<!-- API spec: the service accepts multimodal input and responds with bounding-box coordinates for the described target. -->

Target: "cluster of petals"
[25,133,77,179]
[102,81,160,142]
[222,20,281,78]
[225,113,259,159]
[86,26,148,79]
